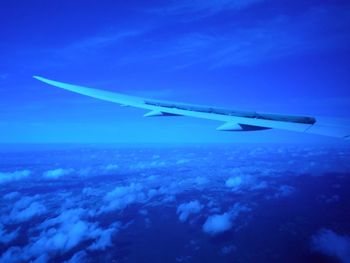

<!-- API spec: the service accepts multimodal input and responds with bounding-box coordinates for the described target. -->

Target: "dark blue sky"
[1,0,350,143]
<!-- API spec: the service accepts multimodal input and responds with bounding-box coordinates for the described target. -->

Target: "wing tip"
[33,75,45,82]
[33,76,61,88]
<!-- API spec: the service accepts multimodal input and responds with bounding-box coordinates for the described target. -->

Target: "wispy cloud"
[311,229,350,263]
[151,0,264,17]
[47,30,142,64]
[121,4,350,69]
[63,31,140,52]
[272,185,295,199]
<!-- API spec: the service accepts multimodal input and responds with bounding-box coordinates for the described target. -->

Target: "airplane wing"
[33,76,350,139]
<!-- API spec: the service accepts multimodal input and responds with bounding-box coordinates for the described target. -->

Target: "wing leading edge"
[33,76,350,139]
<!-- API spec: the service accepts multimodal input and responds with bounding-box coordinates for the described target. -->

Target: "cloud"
[0,247,23,263]
[0,224,20,244]
[64,251,87,263]
[311,229,350,263]
[213,5,350,68]
[221,244,236,255]
[0,208,120,262]
[64,31,140,52]
[10,202,46,223]
[250,181,268,190]
[177,200,203,222]
[225,174,268,192]
[104,164,119,171]
[43,168,74,179]
[202,203,250,235]
[176,159,190,165]
[152,0,264,17]
[0,170,31,184]
[101,183,146,212]
[3,191,20,200]
[273,185,295,198]
[147,188,158,199]
[202,212,232,235]
[225,176,243,189]
[43,30,142,65]
[88,223,120,251]
[7,196,46,223]
[122,4,350,70]
[194,176,209,185]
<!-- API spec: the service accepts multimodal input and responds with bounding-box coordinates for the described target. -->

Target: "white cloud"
[104,164,119,171]
[82,187,99,196]
[0,224,20,244]
[311,229,350,263]
[0,247,23,263]
[154,0,264,17]
[162,195,176,203]
[221,244,236,255]
[225,176,243,189]
[176,159,190,165]
[177,200,203,222]
[30,217,91,253]
[0,170,31,184]
[11,202,46,223]
[43,168,74,179]
[0,208,120,262]
[147,188,158,199]
[64,251,87,263]
[274,185,295,198]
[63,31,140,53]
[7,196,46,223]
[3,191,20,200]
[146,175,157,181]
[101,183,146,212]
[202,203,250,235]
[194,176,209,186]
[251,181,268,190]
[88,223,120,251]
[202,212,232,235]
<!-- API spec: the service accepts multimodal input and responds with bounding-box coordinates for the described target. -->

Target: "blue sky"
[1,0,350,143]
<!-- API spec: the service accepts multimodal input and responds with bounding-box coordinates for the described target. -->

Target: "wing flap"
[143,111,181,117]
[216,122,270,131]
